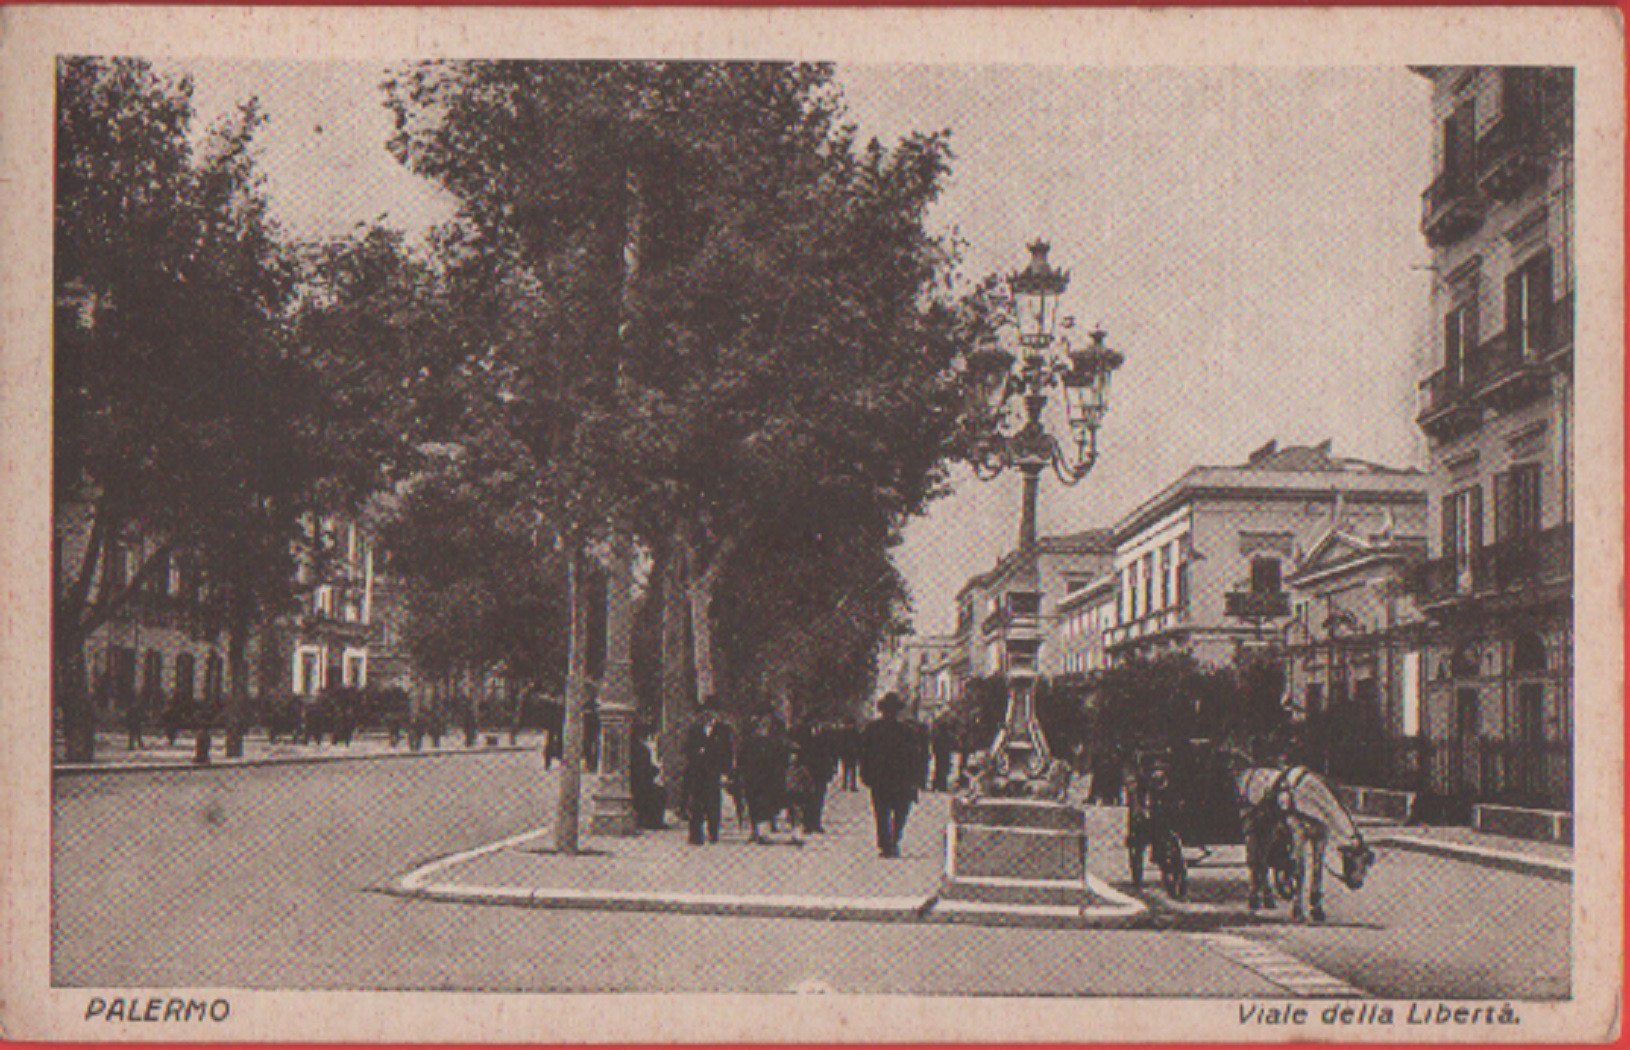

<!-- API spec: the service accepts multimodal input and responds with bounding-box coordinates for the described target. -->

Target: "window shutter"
[1492,470,1510,543]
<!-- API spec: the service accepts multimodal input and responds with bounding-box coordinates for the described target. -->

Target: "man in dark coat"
[861,693,926,858]
[681,699,736,845]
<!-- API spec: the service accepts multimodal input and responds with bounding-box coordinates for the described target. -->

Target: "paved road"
[52,753,1567,997]
[1086,807,1571,999]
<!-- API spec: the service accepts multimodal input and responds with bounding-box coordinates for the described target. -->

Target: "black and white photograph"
[1,5,1621,1042]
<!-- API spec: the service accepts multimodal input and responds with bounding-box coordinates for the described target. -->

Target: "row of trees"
[54,58,1004,849]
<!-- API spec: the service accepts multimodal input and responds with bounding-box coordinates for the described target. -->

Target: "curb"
[1372,833,1572,882]
[391,826,1151,931]
[53,744,538,777]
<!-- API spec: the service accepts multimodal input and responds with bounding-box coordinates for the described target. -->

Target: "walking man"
[861,693,925,858]
[681,698,735,845]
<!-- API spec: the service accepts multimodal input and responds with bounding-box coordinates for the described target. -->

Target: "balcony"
[1413,524,1572,612]
[1421,168,1485,247]
[1417,368,1482,440]
[981,590,1041,636]
[1474,295,1575,411]
[1224,590,1290,620]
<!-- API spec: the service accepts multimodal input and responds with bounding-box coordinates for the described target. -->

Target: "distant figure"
[124,694,145,751]
[931,715,955,793]
[837,719,861,791]
[739,710,790,844]
[681,699,736,845]
[861,693,926,858]
[791,719,833,833]
[631,724,667,830]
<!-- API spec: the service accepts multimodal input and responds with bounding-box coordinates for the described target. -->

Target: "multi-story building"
[57,500,389,741]
[1052,571,1118,678]
[1104,440,1429,668]
[950,528,1117,689]
[1281,509,1429,786]
[1410,66,1574,812]
[877,633,959,719]
[284,514,378,698]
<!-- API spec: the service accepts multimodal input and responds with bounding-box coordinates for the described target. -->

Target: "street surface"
[53,751,1568,996]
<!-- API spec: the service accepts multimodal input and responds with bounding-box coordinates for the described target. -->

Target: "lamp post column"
[591,516,638,836]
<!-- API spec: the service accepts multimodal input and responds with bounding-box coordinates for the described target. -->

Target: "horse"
[1228,758,1376,922]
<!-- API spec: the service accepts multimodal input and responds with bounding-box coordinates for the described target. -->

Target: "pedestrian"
[791,719,833,833]
[837,719,861,791]
[124,692,145,751]
[861,693,926,858]
[631,723,667,830]
[931,714,955,792]
[739,709,790,843]
[681,698,735,845]
[784,743,817,845]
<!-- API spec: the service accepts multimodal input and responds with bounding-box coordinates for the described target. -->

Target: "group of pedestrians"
[679,692,929,859]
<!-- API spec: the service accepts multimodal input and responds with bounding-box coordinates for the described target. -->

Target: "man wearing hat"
[861,692,925,858]
[681,698,736,845]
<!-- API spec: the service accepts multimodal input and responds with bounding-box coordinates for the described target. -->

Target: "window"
[1443,485,1484,589]
[1442,98,1476,186]
[1153,547,1167,610]
[141,650,164,701]
[315,586,335,617]
[1506,252,1553,360]
[1445,302,1477,386]
[1494,462,1543,541]
[205,654,224,702]
[294,647,323,696]
[1250,557,1282,596]
[343,649,368,688]
[173,654,195,701]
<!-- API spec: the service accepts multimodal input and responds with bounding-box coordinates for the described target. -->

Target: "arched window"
[1511,631,1547,674]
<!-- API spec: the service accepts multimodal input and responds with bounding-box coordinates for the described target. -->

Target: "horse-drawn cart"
[1123,740,1298,901]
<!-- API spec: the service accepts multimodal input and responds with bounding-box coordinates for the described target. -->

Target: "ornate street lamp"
[966,240,1124,789]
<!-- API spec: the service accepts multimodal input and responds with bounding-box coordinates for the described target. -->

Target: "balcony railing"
[1421,167,1485,246]
[1413,524,1572,606]
[1417,367,1482,438]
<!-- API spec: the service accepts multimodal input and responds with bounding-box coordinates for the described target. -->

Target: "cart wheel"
[1158,830,1188,900]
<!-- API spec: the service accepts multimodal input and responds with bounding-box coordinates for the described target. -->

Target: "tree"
[382,60,988,836]
[53,60,320,762]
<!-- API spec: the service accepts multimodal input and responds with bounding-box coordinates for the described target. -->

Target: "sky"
[173,60,1435,638]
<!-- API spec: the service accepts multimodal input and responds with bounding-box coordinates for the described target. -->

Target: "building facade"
[1104,440,1430,670]
[1053,572,1118,678]
[1411,65,1574,812]
[1281,515,1429,786]
[950,529,1117,690]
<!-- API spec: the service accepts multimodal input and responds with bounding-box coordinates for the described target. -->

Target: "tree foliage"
[55,59,306,759]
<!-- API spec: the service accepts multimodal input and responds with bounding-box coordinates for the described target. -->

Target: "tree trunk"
[687,573,718,706]
[554,545,592,854]
[55,642,95,763]
[657,537,689,813]
[223,595,251,759]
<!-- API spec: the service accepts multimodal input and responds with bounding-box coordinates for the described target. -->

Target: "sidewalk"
[391,786,1146,929]
[54,730,544,775]
[1358,817,1573,881]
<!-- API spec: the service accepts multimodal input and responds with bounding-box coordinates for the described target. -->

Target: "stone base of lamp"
[589,785,637,837]
[941,797,1091,907]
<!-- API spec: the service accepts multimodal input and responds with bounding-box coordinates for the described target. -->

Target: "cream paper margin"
[0,5,1621,1043]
